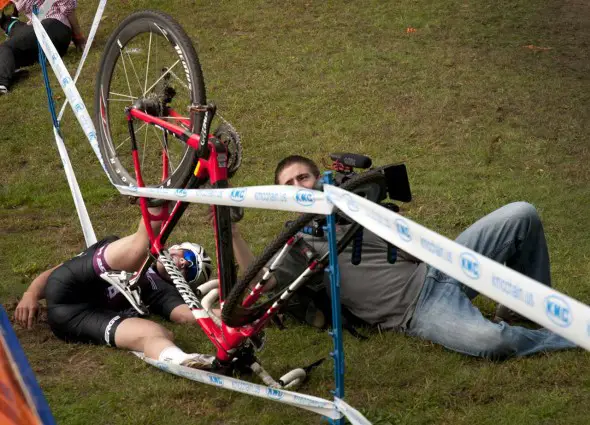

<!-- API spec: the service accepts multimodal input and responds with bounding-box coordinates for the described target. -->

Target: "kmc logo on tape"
[460,252,480,279]
[266,388,284,400]
[342,194,359,212]
[295,190,315,206]
[208,374,224,386]
[230,188,246,202]
[395,218,411,242]
[544,295,572,327]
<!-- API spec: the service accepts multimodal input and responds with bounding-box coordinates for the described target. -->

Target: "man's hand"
[14,292,40,329]
[72,33,86,52]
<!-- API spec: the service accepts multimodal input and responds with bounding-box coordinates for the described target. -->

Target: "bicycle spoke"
[118,47,135,100]
[141,122,149,170]
[115,122,147,151]
[169,70,190,91]
[125,48,144,93]
[150,125,176,174]
[161,116,190,121]
[143,32,153,94]
[108,91,137,100]
[107,98,138,103]
[143,59,180,96]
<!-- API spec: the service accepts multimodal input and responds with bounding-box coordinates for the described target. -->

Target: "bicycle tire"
[221,170,386,327]
[94,10,206,199]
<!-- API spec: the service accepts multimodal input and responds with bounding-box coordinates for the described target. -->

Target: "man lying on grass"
[230,154,577,361]
[14,205,215,368]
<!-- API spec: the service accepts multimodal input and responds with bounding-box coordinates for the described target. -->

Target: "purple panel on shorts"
[93,243,113,275]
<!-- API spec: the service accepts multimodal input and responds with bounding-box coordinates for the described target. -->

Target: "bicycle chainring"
[214,120,243,178]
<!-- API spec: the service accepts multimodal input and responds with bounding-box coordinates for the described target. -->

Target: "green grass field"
[1,0,589,424]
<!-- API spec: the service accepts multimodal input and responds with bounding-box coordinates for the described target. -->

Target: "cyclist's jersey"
[45,236,185,346]
[273,225,427,330]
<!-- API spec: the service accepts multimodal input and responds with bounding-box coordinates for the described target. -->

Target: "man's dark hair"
[274,155,320,184]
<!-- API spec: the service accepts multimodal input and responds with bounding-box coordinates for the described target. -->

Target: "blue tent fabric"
[0,305,56,425]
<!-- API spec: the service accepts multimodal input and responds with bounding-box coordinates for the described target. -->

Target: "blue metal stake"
[35,7,60,131]
[323,171,345,425]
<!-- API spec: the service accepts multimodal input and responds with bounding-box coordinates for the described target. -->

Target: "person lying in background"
[230,154,578,361]
[0,0,86,95]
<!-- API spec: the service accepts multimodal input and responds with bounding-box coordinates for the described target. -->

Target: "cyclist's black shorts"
[45,236,184,347]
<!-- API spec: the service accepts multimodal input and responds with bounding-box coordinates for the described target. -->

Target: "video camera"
[299,153,413,265]
[328,152,412,203]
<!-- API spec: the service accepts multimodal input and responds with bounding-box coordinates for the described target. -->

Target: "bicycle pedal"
[100,271,148,315]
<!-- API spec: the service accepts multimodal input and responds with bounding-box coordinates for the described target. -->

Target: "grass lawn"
[1,0,589,424]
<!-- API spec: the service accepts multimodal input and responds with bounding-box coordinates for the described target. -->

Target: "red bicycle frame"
[125,104,278,363]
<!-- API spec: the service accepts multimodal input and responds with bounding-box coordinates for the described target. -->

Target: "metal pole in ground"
[323,171,345,425]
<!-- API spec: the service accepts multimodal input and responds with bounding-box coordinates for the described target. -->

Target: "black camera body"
[329,152,412,203]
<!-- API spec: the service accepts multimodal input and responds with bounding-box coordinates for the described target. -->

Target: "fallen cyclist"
[14,205,215,368]
[231,154,578,360]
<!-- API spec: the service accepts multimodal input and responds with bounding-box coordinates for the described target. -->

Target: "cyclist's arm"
[169,304,221,324]
[231,224,255,274]
[207,206,255,274]
[231,224,278,290]
[23,264,61,300]
[14,264,61,328]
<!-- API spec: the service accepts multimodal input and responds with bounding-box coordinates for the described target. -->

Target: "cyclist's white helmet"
[169,242,213,286]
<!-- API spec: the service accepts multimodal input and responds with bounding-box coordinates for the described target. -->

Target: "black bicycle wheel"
[221,171,386,327]
[95,10,206,194]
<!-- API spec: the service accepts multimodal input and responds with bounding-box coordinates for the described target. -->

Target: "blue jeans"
[406,202,576,360]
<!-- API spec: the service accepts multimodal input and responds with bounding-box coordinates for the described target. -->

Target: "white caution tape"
[52,128,97,245]
[334,398,373,425]
[133,352,343,420]
[33,11,109,247]
[116,184,335,215]
[58,0,108,122]
[325,184,590,351]
[32,14,111,180]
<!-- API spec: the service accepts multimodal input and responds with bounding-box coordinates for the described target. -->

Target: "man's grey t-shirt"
[273,225,427,330]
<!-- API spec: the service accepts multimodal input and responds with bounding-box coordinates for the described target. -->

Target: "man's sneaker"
[0,85,8,95]
[493,304,540,328]
[181,353,216,370]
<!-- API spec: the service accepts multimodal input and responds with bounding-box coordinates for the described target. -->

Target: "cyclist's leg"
[47,292,209,365]
[47,302,188,361]
[112,317,173,357]
[104,206,166,272]
[115,318,214,367]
